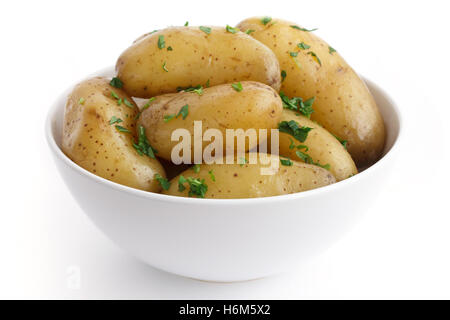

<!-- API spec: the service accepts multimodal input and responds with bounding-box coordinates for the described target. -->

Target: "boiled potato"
[163,154,336,199]
[116,26,281,98]
[278,109,357,181]
[137,81,282,161]
[236,17,385,167]
[62,77,165,192]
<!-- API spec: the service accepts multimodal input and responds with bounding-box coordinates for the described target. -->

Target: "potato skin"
[137,81,283,161]
[236,17,385,167]
[163,154,336,199]
[62,77,165,192]
[116,26,281,98]
[278,109,357,181]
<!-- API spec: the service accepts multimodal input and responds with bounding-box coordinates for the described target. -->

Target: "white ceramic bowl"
[46,67,402,282]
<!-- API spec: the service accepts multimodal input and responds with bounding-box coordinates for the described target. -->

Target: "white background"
[1,0,449,299]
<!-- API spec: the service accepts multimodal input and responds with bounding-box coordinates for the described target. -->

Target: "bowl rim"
[45,68,403,205]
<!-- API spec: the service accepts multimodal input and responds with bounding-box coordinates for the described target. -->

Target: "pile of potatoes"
[62,17,385,199]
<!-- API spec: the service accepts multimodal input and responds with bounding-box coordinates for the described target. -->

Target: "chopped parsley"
[178,176,208,198]
[245,29,255,34]
[184,21,189,26]
[290,25,318,32]
[332,133,348,149]
[109,77,123,88]
[280,158,293,166]
[208,170,216,182]
[109,116,122,125]
[199,26,211,34]
[231,82,243,92]
[297,42,310,50]
[307,52,322,66]
[289,51,299,57]
[135,97,156,120]
[133,125,157,159]
[167,46,173,51]
[192,164,201,173]
[78,97,85,105]
[238,157,248,167]
[278,120,312,143]
[261,16,272,25]
[226,25,239,34]
[279,92,315,118]
[123,98,134,108]
[162,62,169,72]
[180,85,203,95]
[115,125,130,133]
[281,70,287,82]
[329,46,336,54]
[154,174,170,190]
[158,35,165,49]
[164,104,189,122]
[178,175,187,191]
[295,150,330,170]
[205,79,210,87]
[111,90,120,100]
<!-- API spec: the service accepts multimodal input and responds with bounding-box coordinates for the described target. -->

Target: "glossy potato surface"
[278,110,357,181]
[137,81,283,161]
[237,17,385,167]
[62,77,165,192]
[163,154,336,199]
[116,26,281,98]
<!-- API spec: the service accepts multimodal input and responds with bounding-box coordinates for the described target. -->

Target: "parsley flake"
[109,116,122,125]
[115,125,130,133]
[154,174,170,190]
[290,25,318,32]
[78,97,85,105]
[329,46,336,54]
[307,52,322,66]
[162,61,169,72]
[109,77,123,88]
[231,82,243,92]
[133,125,157,159]
[208,170,216,182]
[279,92,315,117]
[226,25,239,34]
[281,70,287,82]
[278,120,312,143]
[192,164,201,173]
[123,98,134,108]
[261,16,272,25]
[158,35,165,49]
[245,29,255,35]
[199,26,211,34]
[280,158,293,166]
[297,42,310,50]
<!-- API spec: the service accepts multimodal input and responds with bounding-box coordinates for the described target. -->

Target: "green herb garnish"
[123,98,134,108]
[280,158,293,166]
[289,51,299,57]
[133,125,157,159]
[290,25,318,32]
[208,170,216,182]
[261,16,272,25]
[205,79,210,87]
[178,176,208,198]
[329,46,336,54]
[231,82,243,92]
[78,97,85,105]
[226,25,239,34]
[154,173,170,190]
[115,125,130,133]
[332,133,348,149]
[238,157,248,167]
[281,70,287,82]
[111,90,120,100]
[295,150,330,170]
[278,120,312,143]
[109,116,122,125]
[180,85,203,95]
[279,92,315,118]
[162,62,169,72]
[307,52,322,66]
[192,164,201,173]
[164,104,189,122]
[184,21,189,26]
[167,46,173,51]
[245,29,255,34]
[199,26,211,34]
[158,35,165,49]
[297,42,310,50]
[109,77,123,88]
